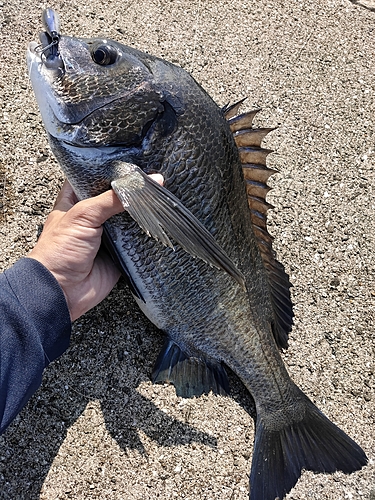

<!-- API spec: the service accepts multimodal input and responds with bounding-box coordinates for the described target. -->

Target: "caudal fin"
[250,395,367,500]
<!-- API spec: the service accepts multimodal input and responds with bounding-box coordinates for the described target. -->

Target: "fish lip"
[27,43,69,139]
[27,41,42,61]
[27,42,44,83]
[27,35,51,59]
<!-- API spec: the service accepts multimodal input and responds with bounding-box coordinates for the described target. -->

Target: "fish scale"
[27,9,367,500]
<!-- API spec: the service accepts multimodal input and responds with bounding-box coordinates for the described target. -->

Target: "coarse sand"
[0,1,374,499]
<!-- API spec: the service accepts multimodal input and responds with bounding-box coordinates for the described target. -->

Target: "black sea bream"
[27,9,367,499]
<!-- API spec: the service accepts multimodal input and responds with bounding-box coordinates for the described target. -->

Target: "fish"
[27,9,367,500]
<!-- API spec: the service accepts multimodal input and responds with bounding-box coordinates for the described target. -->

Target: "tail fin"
[250,395,367,500]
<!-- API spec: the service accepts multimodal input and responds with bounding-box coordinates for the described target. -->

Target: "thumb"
[66,190,124,228]
[64,173,164,228]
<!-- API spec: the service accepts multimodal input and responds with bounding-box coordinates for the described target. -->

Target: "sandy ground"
[0,0,374,499]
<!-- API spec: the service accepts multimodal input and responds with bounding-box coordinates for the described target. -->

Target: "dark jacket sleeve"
[0,257,71,434]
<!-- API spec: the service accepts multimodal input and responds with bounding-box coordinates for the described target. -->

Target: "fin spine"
[234,128,275,148]
[228,109,262,132]
[222,97,247,119]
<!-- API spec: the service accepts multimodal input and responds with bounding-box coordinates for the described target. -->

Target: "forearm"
[0,258,71,434]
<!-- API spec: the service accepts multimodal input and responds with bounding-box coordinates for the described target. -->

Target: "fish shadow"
[0,281,218,499]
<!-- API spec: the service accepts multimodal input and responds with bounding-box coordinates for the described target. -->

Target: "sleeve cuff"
[4,257,72,363]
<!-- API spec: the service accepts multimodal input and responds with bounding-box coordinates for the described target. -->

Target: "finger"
[53,179,78,212]
[149,173,164,186]
[65,174,165,228]
[66,189,124,228]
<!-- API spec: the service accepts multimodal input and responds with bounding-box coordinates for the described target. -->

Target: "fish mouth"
[27,38,80,143]
[28,34,64,74]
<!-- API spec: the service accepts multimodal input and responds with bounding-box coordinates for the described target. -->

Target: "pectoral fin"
[111,162,245,288]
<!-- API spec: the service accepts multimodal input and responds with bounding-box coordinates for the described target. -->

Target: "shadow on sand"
[0,280,255,499]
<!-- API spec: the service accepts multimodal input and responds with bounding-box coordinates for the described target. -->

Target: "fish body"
[27,12,367,499]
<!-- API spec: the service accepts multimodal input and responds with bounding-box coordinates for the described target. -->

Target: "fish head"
[27,32,166,149]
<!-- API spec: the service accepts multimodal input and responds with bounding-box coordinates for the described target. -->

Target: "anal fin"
[152,339,229,398]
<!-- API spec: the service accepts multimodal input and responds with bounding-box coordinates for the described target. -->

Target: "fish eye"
[91,44,118,65]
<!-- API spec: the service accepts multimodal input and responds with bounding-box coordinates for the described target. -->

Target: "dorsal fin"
[225,100,294,349]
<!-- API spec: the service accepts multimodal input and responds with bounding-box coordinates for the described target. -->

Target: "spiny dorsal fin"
[225,100,294,349]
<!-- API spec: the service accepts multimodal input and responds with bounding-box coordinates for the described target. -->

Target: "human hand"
[28,175,163,321]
